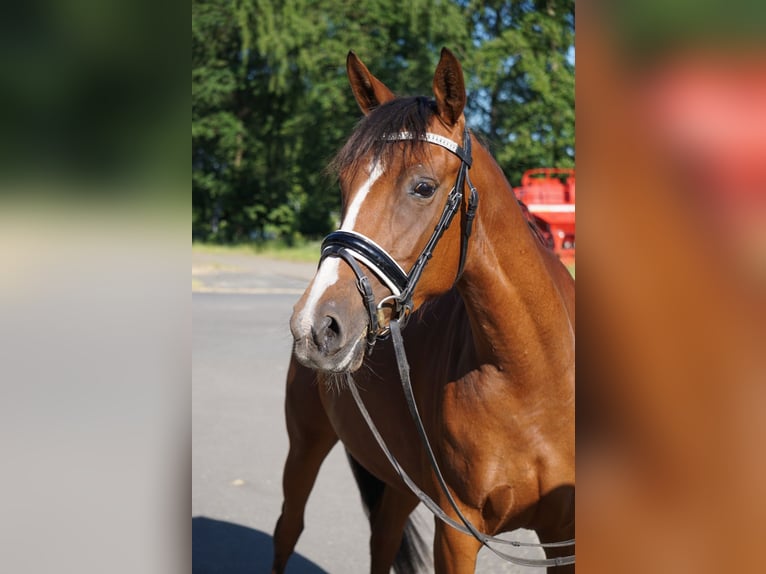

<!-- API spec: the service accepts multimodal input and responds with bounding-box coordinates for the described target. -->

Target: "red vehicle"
[513,168,576,265]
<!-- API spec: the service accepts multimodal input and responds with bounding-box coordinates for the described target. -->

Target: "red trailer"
[513,168,576,265]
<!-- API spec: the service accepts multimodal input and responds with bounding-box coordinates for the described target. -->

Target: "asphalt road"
[192,252,544,573]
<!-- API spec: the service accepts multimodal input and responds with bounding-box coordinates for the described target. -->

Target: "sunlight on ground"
[192,241,321,263]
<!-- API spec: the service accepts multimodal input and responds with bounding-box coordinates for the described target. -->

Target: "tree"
[464,0,575,186]
[192,0,574,242]
[192,0,470,242]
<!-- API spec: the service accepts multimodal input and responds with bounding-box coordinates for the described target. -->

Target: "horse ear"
[347,51,395,115]
[432,48,466,127]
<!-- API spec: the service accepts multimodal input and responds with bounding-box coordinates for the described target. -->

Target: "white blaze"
[298,163,382,330]
[341,162,383,231]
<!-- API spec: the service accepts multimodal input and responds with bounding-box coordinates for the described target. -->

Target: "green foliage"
[464,0,575,185]
[192,0,574,242]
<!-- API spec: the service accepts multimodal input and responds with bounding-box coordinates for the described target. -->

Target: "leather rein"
[319,128,575,568]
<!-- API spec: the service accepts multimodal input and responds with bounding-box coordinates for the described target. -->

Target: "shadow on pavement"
[193,516,329,574]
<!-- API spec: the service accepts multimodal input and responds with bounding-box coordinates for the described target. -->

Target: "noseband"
[320,127,478,352]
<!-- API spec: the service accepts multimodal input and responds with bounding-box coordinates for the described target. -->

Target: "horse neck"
[457,143,574,388]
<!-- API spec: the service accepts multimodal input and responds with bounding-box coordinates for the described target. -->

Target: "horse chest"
[318,377,426,487]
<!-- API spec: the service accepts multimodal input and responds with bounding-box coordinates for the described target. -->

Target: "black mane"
[330,96,437,177]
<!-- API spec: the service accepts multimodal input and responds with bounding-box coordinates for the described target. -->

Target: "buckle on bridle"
[374,294,411,339]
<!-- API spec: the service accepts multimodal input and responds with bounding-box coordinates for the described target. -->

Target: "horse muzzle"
[290,298,369,374]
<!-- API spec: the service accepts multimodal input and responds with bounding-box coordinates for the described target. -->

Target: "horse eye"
[412,181,436,198]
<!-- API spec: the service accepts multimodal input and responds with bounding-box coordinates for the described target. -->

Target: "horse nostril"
[326,315,340,337]
[310,316,330,347]
[311,315,343,355]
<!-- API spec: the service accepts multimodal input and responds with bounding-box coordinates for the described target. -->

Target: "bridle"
[319,127,575,567]
[320,127,477,353]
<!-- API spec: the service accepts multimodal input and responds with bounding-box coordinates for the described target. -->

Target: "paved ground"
[192,251,544,573]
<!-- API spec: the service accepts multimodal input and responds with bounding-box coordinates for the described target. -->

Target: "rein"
[349,321,575,568]
[321,128,574,567]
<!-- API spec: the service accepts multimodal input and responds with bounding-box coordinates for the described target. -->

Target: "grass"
[193,241,577,275]
[192,239,321,262]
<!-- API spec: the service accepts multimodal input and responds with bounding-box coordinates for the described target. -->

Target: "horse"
[271,48,575,573]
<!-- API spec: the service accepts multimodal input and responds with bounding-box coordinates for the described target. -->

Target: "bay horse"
[271,48,575,573]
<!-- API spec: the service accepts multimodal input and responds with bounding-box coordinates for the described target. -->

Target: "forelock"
[329,96,437,180]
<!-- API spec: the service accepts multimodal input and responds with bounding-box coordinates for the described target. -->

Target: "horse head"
[290,48,476,374]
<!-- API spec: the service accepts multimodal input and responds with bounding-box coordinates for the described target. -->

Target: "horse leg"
[369,487,420,574]
[271,362,337,574]
[433,517,482,574]
[346,453,425,574]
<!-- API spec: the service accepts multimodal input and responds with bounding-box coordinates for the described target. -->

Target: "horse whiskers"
[319,371,354,394]
[361,360,382,383]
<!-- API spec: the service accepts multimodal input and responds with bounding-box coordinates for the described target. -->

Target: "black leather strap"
[346,320,576,568]
[334,248,379,352]
[456,174,478,281]
[321,231,408,295]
